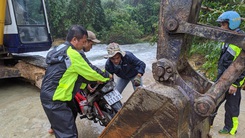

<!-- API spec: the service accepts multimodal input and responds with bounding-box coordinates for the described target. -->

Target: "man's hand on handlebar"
[87,84,96,93]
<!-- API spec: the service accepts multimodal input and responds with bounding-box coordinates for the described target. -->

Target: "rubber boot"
[230,117,238,135]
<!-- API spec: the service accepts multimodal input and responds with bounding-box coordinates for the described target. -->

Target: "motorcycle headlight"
[101,81,116,93]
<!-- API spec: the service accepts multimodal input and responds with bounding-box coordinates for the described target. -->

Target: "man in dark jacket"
[104,42,146,111]
[40,25,110,138]
[47,30,110,134]
[209,11,245,136]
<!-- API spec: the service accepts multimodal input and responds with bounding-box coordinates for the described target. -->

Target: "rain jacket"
[105,51,146,79]
[217,28,245,87]
[40,41,110,102]
[76,50,110,90]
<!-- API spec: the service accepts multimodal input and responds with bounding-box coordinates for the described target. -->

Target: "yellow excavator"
[1,0,245,138]
[0,0,51,88]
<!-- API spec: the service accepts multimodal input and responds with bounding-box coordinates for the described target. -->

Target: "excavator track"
[0,55,47,89]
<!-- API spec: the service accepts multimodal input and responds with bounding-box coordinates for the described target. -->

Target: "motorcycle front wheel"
[100,111,113,126]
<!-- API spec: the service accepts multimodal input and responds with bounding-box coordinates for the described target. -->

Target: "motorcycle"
[74,80,123,126]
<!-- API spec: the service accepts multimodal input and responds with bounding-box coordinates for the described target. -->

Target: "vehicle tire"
[101,111,113,126]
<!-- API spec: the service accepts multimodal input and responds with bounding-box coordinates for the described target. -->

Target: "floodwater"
[0,78,105,138]
[0,78,53,138]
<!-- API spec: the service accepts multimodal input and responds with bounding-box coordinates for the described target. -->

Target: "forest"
[46,0,245,80]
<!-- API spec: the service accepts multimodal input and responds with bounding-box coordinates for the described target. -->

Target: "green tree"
[104,20,143,44]
[101,1,143,44]
[46,0,70,38]
[46,0,244,46]
[190,0,245,80]
[101,7,143,44]
[46,0,106,38]
[200,0,245,29]
[129,1,160,36]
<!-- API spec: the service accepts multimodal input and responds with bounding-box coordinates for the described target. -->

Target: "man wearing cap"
[78,30,104,71]
[81,30,111,80]
[74,30,114,112]
[104,42,146,111]
[76,30,112,92]
[83,30,101,52]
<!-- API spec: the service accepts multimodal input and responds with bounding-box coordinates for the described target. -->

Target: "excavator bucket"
[100,0,245,137]
[100,85,210,138]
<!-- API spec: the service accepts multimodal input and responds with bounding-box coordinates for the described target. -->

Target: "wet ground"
[209,92,245,138]
[0,78,104,138]
[0,72,245,138]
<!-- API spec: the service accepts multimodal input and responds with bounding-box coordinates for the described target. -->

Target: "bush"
[190,38,220,81]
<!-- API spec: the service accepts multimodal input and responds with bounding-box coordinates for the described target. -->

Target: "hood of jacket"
[46,41,73,65]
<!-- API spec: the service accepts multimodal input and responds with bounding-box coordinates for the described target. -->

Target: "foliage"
[101,7,143,44]
[46,0,244,42]
[104,20,143,44]
[46,0,159,42]
[100,3,135,43]
[188,0,245,80]
[190,39,220,80]
[200,0,245,30]
[129,1,160,36]
[101,0,123,10]
[46,0,106,39]
[46,0,70,38]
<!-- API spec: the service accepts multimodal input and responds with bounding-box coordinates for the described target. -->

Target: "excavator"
[1,0,245,138]
[99,0,245,138]
[0,0,51,88]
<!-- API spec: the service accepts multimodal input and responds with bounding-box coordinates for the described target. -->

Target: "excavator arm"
[100,0,245,137]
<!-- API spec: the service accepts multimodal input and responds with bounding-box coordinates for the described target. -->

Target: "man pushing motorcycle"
[41,26,112,137]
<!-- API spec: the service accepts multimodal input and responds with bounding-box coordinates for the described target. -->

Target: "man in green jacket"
[40,25,110,138]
